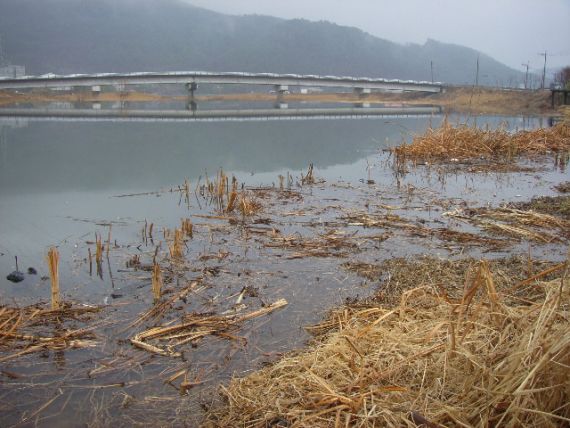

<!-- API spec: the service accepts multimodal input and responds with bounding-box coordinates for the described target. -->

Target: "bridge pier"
[186,82,199,111]
[0,126,7,171]
[354,87,371,97]
[274,84,289,94]
[186,100,198,112]
[186,82,198,98]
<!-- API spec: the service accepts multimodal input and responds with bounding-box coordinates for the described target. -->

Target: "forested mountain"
[0,0,524,86]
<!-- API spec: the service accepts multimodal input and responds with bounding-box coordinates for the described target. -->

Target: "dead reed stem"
[151,262,162,303]
[168,228,184,259]
[181,218,193,238]
[46,247,60,310]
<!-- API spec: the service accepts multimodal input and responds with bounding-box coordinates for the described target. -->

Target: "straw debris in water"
[0,304,101,363]
[204,258,569,427]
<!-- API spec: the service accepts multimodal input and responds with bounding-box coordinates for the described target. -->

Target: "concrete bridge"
[0,71,442,95]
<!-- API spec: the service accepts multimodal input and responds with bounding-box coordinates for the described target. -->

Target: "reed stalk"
[168,228,184,259]
[95,233,103,265]
[151,262,162,303]
[46,247,60,310]
[106,224,112,257]
[181,218,193,238]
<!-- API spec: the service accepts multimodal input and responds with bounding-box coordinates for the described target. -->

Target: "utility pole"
[0,35,7,67]
[475,54,480,87]
[521,61,529,89]
[538,51,547,89]
[430,60,434,84]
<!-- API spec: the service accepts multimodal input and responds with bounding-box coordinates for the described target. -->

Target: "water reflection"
[0,117,435,194]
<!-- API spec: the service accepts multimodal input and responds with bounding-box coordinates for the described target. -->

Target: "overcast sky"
[184,0,570,72]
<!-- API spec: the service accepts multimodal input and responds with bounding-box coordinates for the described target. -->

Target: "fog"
[185,0,570,71]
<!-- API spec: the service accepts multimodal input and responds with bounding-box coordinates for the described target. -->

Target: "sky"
[184,0,570,73]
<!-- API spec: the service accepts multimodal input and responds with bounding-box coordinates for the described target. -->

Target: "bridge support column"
[186,82,198,111]
[274,84,289,94]
[354,87,371,98]
[274,85,289,101]
[0,127,7,171]
[186,82,198,98]
[186,100,198,112]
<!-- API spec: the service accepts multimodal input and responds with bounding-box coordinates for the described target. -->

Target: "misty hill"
[0,0,523,86]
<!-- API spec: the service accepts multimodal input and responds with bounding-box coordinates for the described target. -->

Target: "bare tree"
[555,66,570,89]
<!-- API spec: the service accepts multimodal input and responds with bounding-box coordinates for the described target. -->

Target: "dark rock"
[7,271,25,283]
[27,267,38,275]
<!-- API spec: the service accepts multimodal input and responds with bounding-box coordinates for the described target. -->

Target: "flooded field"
[0,113,568,426]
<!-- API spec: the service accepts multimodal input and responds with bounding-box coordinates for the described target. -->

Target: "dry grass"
[554,181,570,193]
[238,191,263,217]
[204,257,569,427]
[510,195,570,220]
[394,120,570,164]
[446,206,570,242]
[431,87,551,115]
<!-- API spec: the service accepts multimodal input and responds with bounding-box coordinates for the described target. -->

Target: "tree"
[555,66,570,89]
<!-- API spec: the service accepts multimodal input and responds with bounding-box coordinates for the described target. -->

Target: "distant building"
[0,65,25,78]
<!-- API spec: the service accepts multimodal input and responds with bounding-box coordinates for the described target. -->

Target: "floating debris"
[131,299,288,357]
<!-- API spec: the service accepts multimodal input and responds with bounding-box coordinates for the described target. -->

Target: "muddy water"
[0,114,566,427]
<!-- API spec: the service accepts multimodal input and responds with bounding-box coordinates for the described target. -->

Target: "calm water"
[0,113,565,426]
[0,116,434,279]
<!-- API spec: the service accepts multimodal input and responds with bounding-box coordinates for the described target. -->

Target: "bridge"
[0,71,442,95]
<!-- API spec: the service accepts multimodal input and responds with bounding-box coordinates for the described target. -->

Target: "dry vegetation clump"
[510,195,570,220]
[554,181,570,193]
[0,304,100,363]
[204,257,569,427]
[394,120,570,165]
[446,205,570,242]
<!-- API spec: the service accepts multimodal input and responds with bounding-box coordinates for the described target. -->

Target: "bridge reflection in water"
[0,105,442,121]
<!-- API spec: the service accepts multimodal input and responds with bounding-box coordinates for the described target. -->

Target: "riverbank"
[0,86,557,116]
[204,258,569,427]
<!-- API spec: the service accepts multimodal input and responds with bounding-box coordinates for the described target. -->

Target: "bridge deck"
[0,71,442,93]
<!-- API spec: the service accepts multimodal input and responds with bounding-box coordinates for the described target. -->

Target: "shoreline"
[0,86,560,117]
